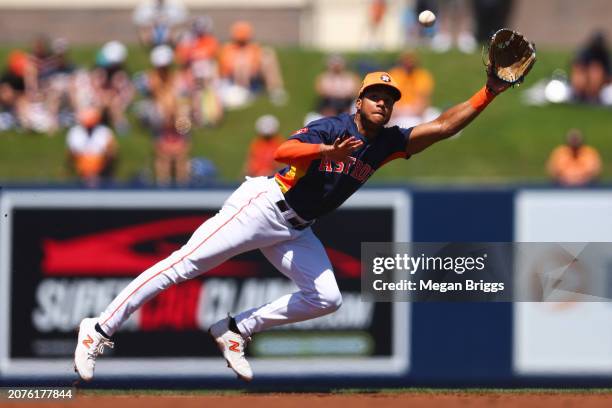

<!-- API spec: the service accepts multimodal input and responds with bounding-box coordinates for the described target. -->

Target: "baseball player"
[74,70,510,382]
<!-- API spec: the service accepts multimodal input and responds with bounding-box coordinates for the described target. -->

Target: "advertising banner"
[0,189,410,379]
[514,191,612,375]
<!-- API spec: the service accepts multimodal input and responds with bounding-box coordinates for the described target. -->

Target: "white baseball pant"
[97,176,342,338]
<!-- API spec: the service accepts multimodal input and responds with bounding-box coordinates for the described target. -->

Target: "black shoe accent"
[95,323,111,339]
[228,317,241,335]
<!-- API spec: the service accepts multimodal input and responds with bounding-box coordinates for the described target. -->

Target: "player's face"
[358,86,395,126]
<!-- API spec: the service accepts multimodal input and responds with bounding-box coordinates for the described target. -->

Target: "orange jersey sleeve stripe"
[274,139,322,164]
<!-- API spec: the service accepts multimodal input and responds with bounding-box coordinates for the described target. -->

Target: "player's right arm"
[274,137,363,165]
[405,74,511,156]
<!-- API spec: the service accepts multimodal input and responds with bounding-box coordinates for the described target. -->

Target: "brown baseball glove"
[485,28,536,85]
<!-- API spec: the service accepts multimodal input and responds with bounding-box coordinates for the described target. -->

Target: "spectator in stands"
[472,0,513,43]
[145,45,191,185]
[46,38,77,128]
[547,129,602,187]
[315,54,360,117]
[17,36,78,134]
[176,16,219,67]
[175,15,223,126]
[388,52,439,128]
[133,0,188,48]
[49,38,74,76]
[366,0,387,50]
[425,0,477,53]
[66,107,117,186]
[4,47,57,135]
[28,35,57,92]
[69,68,98,124]
[91,41,135,133]
[0,81,17,131]
[0,50,31,130]
[571,31,611,104]
[218,21,287,107]
[244,114,284,177]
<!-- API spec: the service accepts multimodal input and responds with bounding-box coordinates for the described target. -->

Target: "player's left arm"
[405,75,511,156]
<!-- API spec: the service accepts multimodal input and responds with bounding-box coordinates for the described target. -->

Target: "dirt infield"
[4,392,612,408]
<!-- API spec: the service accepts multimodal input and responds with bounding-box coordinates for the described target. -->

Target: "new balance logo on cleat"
[229,340,240,352]
[82,335,94,349]
[209,316,253,382]
[74,318,114,382]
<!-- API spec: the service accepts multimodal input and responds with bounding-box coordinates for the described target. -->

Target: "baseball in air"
[418,10,436,27]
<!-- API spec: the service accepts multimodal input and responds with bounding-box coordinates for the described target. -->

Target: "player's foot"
[74,318,114,381]
[208,316,253,382]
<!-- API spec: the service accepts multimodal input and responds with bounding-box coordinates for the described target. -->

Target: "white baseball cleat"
[208,317,253,382]
[74,318,114,382]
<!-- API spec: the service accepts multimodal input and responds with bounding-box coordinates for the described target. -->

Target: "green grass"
[1,45,610,184]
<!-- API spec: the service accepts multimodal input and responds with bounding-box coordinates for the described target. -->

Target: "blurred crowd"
[401,0,512,54]
[0,0,288,186]
[306,50,438,130]
[570,32,611,105]
[0,0,607,187]
[402,0,611,108]
[524,31,611,107]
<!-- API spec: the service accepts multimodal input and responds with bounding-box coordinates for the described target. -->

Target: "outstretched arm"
[406,75,511,156]
[274,136,363,164]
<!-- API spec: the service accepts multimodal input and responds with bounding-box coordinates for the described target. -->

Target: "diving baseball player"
[74,69,512,382]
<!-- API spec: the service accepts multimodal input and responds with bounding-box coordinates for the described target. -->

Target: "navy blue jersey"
[274,113,412,220]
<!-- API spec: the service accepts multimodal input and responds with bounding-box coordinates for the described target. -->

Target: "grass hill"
[0,46,609,185]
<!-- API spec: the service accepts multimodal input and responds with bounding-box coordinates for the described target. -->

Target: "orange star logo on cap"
[358,71,402,101]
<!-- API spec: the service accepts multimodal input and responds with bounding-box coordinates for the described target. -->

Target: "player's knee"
[301,271,342,313]
[317,286,343,313]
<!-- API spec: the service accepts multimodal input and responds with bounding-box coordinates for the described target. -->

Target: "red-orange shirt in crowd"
[176,35,219,65]
[370,0,387,25]
[547,145,602,186]
[246,135,285,177]
[219,42,262,79]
